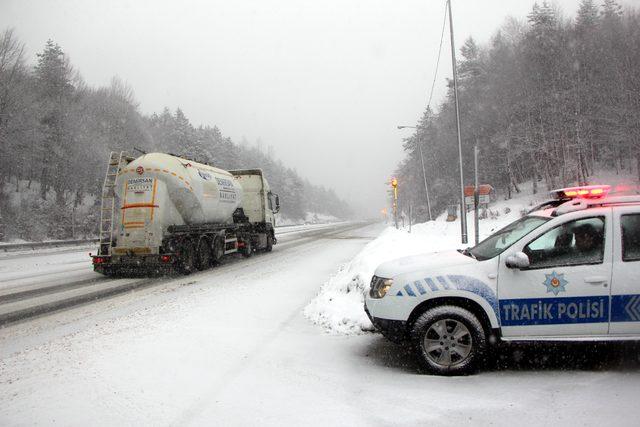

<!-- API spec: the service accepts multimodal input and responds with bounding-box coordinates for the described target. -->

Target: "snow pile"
[304,182,549,335]
[303,223,472,334]
[304,226,417,334]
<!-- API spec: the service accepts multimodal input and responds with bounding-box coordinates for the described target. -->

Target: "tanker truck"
[91,151,280,275]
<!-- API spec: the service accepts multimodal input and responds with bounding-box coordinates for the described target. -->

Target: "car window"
[622,214,640,262]
[469,216,549,260]
[523,217,605,269]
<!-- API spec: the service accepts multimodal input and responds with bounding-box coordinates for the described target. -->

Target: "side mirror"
[505,251,530,269]
[273,194,280,214]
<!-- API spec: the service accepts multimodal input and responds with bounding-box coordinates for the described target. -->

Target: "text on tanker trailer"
[91,152,280,275]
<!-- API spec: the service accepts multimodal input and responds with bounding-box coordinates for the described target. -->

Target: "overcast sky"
[1,0,608,216]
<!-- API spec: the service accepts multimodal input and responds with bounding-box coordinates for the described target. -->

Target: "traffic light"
[391,177,398,188]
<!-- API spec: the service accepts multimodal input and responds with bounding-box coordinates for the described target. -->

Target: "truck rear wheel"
[410,305,486,376]
[265,234,273,252]
[196,238,212,270]
[212,237,225,264]
[178,239,197,275]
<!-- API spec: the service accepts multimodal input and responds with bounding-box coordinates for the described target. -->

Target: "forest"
[0,32,351,241]
[396,0,640,220]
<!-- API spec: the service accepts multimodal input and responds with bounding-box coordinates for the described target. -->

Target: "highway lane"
[0,222,371,326]
[0,221,384,425]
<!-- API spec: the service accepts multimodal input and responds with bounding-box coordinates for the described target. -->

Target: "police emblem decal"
[543,271,568,295]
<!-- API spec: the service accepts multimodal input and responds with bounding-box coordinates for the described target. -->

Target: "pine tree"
[576,0,599,28]
[34,39,76,205]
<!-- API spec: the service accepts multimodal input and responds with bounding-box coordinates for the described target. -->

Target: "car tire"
[411,305,486,376]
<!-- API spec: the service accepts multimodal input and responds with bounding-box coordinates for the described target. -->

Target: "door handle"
[584,276,607,284]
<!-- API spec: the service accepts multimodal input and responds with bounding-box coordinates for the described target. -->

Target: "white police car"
[365,185,640,375]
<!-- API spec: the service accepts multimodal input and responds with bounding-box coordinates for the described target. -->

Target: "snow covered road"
[1,221,640,426]
[0,221,382,424]
[0,222,358,325]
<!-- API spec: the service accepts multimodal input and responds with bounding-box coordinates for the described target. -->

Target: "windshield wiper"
[459,247,477,260]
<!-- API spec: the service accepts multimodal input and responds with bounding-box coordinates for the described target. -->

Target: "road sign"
[464,184,493,196]
[464,185,493,206]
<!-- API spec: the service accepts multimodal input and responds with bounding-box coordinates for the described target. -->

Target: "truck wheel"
[265,234,273,252]
[241,240,253,258]
[178,239,197,274]
[212,237,225,264]
[196,238,212,270]
[410,305,486,376]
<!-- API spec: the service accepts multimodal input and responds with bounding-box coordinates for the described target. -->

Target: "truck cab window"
[622,214,640,262]
[523,217,605,269]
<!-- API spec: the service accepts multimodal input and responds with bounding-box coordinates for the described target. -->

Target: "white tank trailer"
[92,152,280,275]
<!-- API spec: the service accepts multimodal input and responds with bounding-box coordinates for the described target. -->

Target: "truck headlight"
[369,276,393,299]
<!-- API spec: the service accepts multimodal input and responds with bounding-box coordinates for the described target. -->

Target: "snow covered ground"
[0,222,383,424]
[1,213,640,425]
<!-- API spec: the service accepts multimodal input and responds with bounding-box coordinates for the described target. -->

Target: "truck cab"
[230,169,280,252]
[230,169,279,227]
[365,185,640,375]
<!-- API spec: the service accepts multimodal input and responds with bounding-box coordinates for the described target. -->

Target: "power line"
[426,1,449,112]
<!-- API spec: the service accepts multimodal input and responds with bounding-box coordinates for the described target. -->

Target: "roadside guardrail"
[0,223,341,253]
[0,239,100,252]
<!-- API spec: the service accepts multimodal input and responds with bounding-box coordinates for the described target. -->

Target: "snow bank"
[304,226,417,334]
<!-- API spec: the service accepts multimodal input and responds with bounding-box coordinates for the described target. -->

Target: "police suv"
[365,185,640,375]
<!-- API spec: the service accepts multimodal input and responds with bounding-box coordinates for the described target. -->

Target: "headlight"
[369,276,393,299]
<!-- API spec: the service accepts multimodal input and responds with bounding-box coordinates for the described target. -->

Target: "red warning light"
[552,185,610,200]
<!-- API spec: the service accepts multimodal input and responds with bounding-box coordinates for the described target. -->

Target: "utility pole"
[474,144,480,245]
[391,177,399,229]
[416,130,433,221]
[447,0,468,244]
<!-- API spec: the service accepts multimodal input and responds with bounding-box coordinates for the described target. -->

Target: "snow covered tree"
[34,39,77,206]
[395,1,640,219]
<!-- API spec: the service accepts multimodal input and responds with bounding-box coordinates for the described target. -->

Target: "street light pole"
[474,144,480,245]
[397,125,433,221]
[417,136,433,221]
[447,0,468,245]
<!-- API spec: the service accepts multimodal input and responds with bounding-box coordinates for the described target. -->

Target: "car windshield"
[468,216,550,261]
